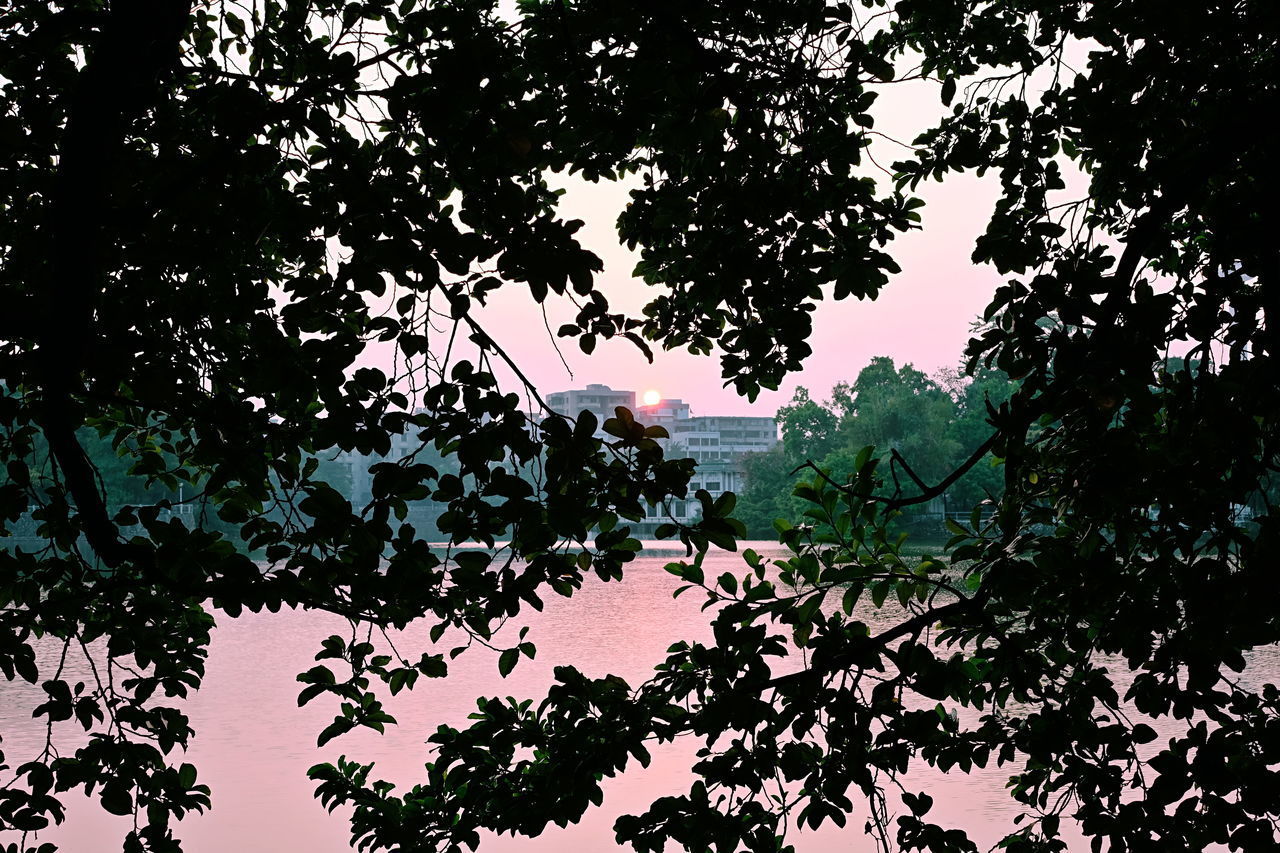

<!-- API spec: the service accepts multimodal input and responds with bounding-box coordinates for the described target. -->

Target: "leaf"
[903,791,933,816]
[317,718,355,748]
[842,584,862,615]
[101,784,134,816]
[178,763,198,789]
[498,648,519,677]
[1131,724,1158,744]
[298,665,336,685]
[297,683,329,707]
[629,742,651,768]
[453,551,492,572]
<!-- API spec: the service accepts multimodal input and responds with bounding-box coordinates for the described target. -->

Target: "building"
[346,428,426,510]
[635,397,691,430]
[545,384,636,426]
[338,384,780,541]
[669,414,778,465]
[657,412,778,531]
[547,386,780,534]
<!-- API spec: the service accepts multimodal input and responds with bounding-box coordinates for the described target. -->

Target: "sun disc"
[642,389,661,406]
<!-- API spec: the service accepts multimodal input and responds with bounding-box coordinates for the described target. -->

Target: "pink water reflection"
[8,544,1276,852]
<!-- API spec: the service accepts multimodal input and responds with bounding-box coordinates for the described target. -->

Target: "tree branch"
[767,592,982,691]
[460,314,557,417]
[35,0,192,568]
[793,431,1000,511]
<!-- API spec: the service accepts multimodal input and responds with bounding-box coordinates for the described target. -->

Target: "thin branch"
[793,431,1000,510]
[766,592,981,691]
[460,314,557,417]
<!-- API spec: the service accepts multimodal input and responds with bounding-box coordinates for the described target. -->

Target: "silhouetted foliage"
[2,1,1279,852]
[737,362,1014,539]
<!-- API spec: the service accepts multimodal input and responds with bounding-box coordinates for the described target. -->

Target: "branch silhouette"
[792,431,1000,512]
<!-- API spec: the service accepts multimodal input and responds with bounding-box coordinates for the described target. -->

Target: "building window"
[706,481,721,491]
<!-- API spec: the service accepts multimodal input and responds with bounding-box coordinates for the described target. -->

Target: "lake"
[3,542,1277,852]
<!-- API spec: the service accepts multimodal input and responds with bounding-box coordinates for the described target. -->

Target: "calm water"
[4,543,1278,852]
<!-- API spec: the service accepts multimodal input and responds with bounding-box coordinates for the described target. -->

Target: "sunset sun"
[642,389,661,406]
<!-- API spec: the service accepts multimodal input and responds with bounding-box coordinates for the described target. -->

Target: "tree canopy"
[737,360,1014,539]
[2,1,1279,853]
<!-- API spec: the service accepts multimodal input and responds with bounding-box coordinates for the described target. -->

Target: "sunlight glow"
[642,389,661,406]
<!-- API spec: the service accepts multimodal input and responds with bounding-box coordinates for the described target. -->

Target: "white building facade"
[339,384,780,540]
[545,385,781,533]
[545,384,637,425]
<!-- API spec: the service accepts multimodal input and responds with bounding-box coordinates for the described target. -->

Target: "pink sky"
[359,80,1010,419]
[475,79,1006,418]
[470,169,1003,418]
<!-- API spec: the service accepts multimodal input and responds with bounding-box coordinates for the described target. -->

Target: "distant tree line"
[0,411,357,551]
[736,357,1017,538]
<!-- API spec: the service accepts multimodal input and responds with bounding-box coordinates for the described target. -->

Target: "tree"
[2,1,700,847]
[734,386,841,539]
[734,448,799,540]
[834,357,961,490]
[776,387,840,464]
[938,366,1017,512]
[3,3,1279,853]
[741,360,1002,539]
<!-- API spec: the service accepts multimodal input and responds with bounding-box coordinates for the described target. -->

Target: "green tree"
[755,359,1001,539]
[732,447,797,539]
[736,386,841,539]
[3,3,1279,853]
[939,366,1018,512]
[834,357,961,490]
[775,386,839,463]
